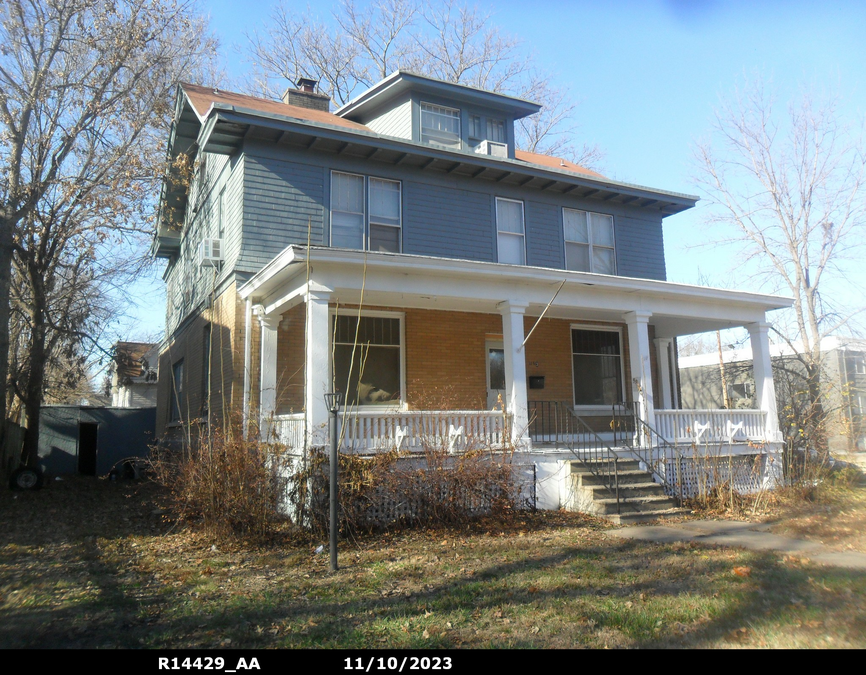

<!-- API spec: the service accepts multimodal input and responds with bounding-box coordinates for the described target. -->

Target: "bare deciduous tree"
[694,78,866,453]
[0,0,217,468]
[244,0,602,166]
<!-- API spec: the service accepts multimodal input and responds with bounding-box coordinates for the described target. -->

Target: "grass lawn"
[1,475,865,649]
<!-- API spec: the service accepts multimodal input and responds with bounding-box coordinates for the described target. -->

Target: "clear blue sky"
[125,0,866,342]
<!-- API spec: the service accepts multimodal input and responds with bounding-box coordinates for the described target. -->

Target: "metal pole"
[330,407,338,572]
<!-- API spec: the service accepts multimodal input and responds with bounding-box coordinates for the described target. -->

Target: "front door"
[486,341,506,409]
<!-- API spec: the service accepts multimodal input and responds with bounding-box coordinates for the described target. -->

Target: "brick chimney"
[281,77,331,112]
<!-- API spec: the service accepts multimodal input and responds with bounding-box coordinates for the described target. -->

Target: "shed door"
[78,423,98,476]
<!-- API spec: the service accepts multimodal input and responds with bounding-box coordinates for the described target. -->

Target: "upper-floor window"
[487,118,506,143]
[421,102,461,149]
[330,171,401,253]
[496,197,525,265]
[217,187,226,239]
[469,115,482,139]
[369,177,401,252]
[563,208,616,275]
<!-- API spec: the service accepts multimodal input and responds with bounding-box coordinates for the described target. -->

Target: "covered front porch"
[239,246,791,460]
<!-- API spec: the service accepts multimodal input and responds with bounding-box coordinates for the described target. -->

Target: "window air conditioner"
[475,140,508,158]
[199,238,223,267]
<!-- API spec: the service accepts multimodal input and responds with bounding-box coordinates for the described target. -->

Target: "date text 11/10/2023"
[344,657,453,671]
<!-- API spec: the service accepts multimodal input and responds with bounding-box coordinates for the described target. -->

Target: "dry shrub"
[293,440,522,535]
[150,425,289,540]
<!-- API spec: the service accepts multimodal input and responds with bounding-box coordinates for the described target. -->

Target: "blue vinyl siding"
[402,181,493,261]
[238,151,325,270]
[614,214,667,281]
[525,201,563,269]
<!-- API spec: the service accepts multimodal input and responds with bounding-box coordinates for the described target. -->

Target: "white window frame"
[856,356,866,375]
[570,324,626,413]
[328,309,406,410]
[495,197,526,266]
[330,171,402,253]
[563,208,617,275]
[330,170,367,250]
[368,176,402,253]
[420,102,461,150]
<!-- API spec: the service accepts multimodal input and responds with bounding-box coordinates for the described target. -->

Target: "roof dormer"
[335,71,540,159]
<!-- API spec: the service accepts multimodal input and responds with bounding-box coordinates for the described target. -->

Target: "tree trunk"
[20,266,48,469]
[0,216,13,458]
[806,362,827,456]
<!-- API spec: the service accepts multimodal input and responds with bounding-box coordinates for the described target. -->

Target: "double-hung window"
[563,208,616,274]
[330,172,401,253]
[332,313,403,407]
[496,198,525,265]
[421,102,461,149]
[369,177,401,252]
[486,118,506,143]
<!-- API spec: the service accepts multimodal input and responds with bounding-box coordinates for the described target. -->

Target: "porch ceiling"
[238,246,793,337]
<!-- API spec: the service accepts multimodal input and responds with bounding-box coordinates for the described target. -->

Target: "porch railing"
[272,413,305,448]
[273,410,509,453]
[654,409,767,444]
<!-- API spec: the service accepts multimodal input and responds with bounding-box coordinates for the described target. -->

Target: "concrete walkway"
[609,519,866,570]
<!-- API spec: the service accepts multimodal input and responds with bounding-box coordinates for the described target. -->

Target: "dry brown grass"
[2,475,866,649]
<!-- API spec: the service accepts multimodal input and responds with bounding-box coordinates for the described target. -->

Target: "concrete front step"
[588,495,680,516]
[568,457,686,523]
[607,508,691,525]
[582,481,667,499]
[575,469,651,487]
[571,459,642,474]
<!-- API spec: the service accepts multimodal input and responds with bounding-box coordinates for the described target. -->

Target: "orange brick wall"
[156,281,246,437]
[339,306,639,409]
[156,287,666,440]
[404,308,502,409]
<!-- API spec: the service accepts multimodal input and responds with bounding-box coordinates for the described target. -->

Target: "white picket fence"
[654,409,767,444]
[272,409,510,453]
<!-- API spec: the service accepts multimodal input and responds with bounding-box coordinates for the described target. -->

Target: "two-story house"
[154,72,792,510]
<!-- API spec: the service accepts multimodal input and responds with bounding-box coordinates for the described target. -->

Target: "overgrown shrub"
[150,426,290,540]
[290,440,522,535]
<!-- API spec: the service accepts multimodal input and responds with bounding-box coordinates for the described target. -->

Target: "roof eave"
[335,71,542,120]
[204,106,698,213]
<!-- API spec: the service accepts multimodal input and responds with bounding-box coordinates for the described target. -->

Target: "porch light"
[325,390,344,572]
[325,391,344,414]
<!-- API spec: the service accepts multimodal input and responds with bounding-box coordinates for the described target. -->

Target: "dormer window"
[421,102,461,149]
[486,118,506,144]
[469,115,482,140]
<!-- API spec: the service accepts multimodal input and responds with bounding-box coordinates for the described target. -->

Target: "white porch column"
[748,321,782,442]
[500,300,530,448]
[654,337,674,410]
[624,310,655,430]
[305,289,331,448]
[258,310,280,437]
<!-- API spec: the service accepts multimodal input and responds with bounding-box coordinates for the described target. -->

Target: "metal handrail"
[528,401,624,514]
[615,401,684,504]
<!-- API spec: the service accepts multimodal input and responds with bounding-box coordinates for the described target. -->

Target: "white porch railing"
[272,413,305,448]
[654,409,767,444]
[273,410,509,452]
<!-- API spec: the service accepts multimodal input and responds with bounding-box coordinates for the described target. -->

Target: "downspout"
[242,298,252,439]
